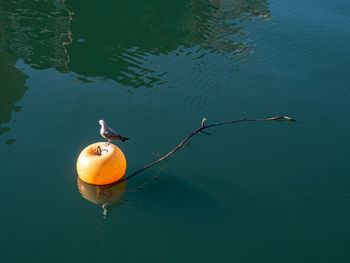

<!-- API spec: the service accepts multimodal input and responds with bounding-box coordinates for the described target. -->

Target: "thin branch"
[113,116,297,185]
[201,117,207,128]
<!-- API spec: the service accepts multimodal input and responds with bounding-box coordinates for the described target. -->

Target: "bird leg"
[105,139,110,147]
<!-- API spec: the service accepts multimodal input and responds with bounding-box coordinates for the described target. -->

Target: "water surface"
[1,0,350,262]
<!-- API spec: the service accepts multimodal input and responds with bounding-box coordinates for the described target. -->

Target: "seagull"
[99,120,129,146]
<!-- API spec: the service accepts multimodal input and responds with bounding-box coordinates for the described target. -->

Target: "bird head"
[99,120,107,127]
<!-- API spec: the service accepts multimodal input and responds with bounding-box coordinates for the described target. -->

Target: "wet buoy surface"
[76,142,126,185]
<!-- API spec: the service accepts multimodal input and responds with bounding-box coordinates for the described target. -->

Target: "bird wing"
[103,128,122,140]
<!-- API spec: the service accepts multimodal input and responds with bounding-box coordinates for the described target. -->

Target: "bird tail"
[121,137,129,142]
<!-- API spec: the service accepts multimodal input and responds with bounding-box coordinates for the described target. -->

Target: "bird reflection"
[77,177,128,217]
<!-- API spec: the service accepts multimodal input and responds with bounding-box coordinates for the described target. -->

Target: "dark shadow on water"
[0,48,27,140]
[0,0,271,87]
[67,0,271,86]
[77,168,227,220]
[0,0,69,139]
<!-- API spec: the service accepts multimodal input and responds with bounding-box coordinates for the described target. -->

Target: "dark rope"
[95,146,102,156]
[111,116,297,186]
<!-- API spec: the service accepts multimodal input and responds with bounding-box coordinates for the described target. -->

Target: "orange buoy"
[76,142,126,185]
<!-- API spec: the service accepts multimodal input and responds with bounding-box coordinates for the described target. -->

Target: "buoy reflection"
[77,177,127,216]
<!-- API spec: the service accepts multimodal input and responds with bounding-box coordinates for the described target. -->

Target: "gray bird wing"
[103,127,123,140]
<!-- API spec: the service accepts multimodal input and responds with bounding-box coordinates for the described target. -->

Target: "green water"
[1,0,350,262]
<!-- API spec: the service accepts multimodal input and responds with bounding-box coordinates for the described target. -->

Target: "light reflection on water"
[0,0,270,77]
[77,177,128,216]
[0,0,271,137]
[67,0,271,86]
